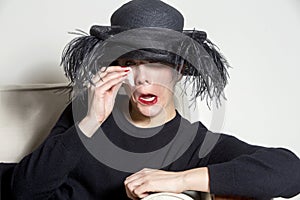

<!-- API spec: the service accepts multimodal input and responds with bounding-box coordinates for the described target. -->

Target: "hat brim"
[61,25,230,107]
[88,26,210,75]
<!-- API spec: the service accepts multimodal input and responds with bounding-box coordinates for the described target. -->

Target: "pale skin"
[78,60,210,199]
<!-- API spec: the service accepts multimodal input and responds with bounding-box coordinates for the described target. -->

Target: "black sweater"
[10,99,300,199]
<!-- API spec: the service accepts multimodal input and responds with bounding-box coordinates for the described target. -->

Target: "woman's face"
[119,59,180,119]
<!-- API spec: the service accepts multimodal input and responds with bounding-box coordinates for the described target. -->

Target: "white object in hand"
[123,69,135,86]
[142,192,194,200]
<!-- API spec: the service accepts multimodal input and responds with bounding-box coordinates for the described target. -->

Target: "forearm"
[181,167,210,193]
[201,133,300,198]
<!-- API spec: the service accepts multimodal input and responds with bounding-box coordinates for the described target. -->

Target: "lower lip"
[138,96,158,105]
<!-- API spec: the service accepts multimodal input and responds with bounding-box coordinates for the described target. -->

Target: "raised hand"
[78,66,131,137]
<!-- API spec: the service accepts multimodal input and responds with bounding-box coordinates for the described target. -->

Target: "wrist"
[78,115,103,138]
[181,167,210,193]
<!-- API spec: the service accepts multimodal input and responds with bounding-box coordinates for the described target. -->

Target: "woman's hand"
[124,167,210,199]
[78,66,130,137]
[124,168,186,199]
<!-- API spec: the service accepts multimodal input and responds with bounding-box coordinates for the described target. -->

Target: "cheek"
[156,86,175,102]
[153,72,176,88]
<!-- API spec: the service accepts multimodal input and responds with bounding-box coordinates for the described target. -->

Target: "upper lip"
[132,86,157,100]
[136,92,157,97]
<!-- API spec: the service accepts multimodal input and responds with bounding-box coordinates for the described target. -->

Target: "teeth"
[140,96,156,101]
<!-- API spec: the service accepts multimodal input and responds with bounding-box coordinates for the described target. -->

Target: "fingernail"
[124,69,130,72]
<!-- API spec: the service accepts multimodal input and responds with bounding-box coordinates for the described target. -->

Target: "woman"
[11,0,300,199]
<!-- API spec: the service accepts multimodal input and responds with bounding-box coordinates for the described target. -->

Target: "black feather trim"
[182,30,231,108]
[58,27,230,108]
[59,31,100,100]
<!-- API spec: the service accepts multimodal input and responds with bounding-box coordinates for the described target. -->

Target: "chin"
[136,104,165,118]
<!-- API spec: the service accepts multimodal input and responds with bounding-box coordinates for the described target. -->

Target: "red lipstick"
[138,94,158,105]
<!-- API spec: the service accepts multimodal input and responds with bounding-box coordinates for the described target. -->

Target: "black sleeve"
[46,102,75,139]
[206,134,300,199]
[10,102,88,199]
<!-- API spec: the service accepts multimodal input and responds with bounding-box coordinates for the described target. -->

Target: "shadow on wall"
[0,84,71,162]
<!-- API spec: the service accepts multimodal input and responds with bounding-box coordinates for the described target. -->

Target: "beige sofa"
[0,83,71,162]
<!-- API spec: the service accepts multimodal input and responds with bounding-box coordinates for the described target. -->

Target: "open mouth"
[138,94,158,105]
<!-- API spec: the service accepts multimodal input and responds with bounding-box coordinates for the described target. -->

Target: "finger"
[104,81,123,112]
[101,65,130,73]
[125,182,139,200]
[96,73,128,92]
[95,71,129,88]
[125,176,145,193]
[97,66,130,79]
[124,170,151,197]
[98,70,130,85]
[92,66,130,84]
[137,191,150,199]
[99,66,108,72]
[125,168,154,183]
[124,174,144,187]
[125,173,154,195]
[125,186,134,199]
[133,182,154,198]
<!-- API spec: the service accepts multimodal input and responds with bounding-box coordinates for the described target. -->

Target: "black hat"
[61,0,230,107]
[110,0,184,31]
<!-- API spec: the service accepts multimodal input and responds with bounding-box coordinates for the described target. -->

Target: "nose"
[133,64,151,86]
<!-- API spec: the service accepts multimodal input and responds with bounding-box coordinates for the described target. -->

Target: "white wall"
[1,0,299,199]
